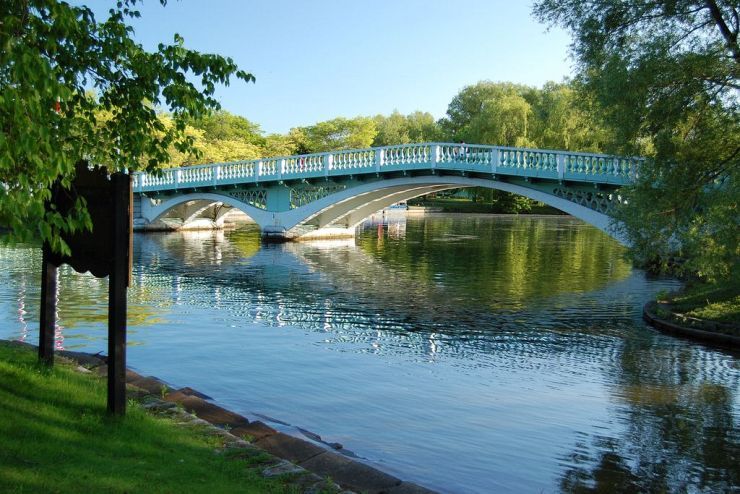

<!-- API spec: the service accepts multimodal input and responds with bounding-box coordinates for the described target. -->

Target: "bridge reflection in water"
[0,217,737,493]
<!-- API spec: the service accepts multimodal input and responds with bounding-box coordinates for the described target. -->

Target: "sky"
[120,0,574,134]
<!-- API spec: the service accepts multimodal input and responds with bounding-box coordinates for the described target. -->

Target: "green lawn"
[667,279,740,325]
[0,342,293,494]
[408,197,563,215]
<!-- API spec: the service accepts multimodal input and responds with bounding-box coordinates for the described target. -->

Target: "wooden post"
[38,246,58,365]
[107,173,130,415]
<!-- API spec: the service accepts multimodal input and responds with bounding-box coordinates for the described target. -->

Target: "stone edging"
[4,341,436,494]
[643,302,740,350]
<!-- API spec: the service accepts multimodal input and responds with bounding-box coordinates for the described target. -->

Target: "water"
[1,215,738,493]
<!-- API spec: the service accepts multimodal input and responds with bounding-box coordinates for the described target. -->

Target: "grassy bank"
[657,279,740,336]
[408,197,564,215]
[0,342,292,494]
[669,281,739,324]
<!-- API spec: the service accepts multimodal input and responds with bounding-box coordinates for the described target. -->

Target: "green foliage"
[0,0,253,254]
[262,133,299,157]
[291,116,378,153]
[436,80,615,214]
[412,194,552,214]
[530,82,611,152]
[372,110,441,146]
[534,1,739,283]
[669,278,740,326]
[179,110,264,164]
[188,110,263,145]
[440,81,535,147]
[440,80,611,151]
[439,82,537,211]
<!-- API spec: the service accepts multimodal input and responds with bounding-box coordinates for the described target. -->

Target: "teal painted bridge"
[132,142,639,243]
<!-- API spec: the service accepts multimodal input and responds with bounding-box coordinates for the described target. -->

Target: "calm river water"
[1,215,738,493]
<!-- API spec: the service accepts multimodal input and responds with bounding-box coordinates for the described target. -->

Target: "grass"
[668,279,740,324]
[409,197,564,215]
[0,342,294,494]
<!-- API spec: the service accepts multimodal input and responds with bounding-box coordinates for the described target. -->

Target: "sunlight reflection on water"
[0,215,737,493]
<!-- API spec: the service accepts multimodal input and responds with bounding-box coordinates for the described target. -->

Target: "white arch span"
[139,192,274,227]
[279,176,627,244]
[140,177,627,244]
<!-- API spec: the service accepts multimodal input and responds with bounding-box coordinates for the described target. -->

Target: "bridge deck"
[132,142,638,193]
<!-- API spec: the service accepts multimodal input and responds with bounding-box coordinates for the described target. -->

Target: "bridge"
[132,142,639,243]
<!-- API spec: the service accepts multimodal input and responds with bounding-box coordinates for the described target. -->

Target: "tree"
[529,81,612,152]
[372,111,409,146]
[440,82,540,211]
[534,0,739,282]
[372,111,440,146]
[440,81,536,146]
[186,110,263,146]
[262,133,299,157]
[180,110,264,164]
[292,116,377,153]
[404,111,441,143]
[0,0,253,254]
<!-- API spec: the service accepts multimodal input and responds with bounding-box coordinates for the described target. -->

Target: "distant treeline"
[163,80,614,213]
[166,80,612,166]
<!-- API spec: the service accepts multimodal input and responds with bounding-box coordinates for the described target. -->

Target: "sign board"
[40,161,132,415]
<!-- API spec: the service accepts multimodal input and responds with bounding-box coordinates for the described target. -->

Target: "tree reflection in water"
[560,336,739,493]
[0,215,736,493]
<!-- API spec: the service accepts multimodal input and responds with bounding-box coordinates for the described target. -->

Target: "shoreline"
[643,301,740,351]
[2,339,437,494]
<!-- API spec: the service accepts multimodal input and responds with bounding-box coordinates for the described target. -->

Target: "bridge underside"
[134,169,627,244]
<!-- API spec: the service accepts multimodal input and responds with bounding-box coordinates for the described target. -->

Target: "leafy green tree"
[293,116,377,153]
[534,0,739,282]
[529,82,611,152]
[372,111,440,146]
[440,82,540,211]
[190,136,262,164]
[187,110,264,146]
[440,81,536,146]
[175,110,264,164]
[0,0,253,254]
[404,111,442,143]
[372,111,409,146]
[262,133,299,157]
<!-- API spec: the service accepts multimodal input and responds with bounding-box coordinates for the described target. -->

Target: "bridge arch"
[278,176,627,244]
[139,192,274,229]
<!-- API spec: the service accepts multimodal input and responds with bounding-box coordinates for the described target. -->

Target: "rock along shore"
[3,340,437,494]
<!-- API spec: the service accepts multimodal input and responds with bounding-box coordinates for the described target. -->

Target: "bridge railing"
[331,149,376,172]
[131,142,640,192]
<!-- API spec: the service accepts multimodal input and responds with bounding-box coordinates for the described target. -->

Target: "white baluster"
[324,154,332,176]
[556,153,565,180]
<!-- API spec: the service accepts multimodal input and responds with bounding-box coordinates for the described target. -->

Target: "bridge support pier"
[261,225,290,242]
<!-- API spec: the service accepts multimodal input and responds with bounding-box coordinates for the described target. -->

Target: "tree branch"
[705,0,740,63]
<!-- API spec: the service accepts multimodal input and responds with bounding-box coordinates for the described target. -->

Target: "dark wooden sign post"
[40,162,132,415]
